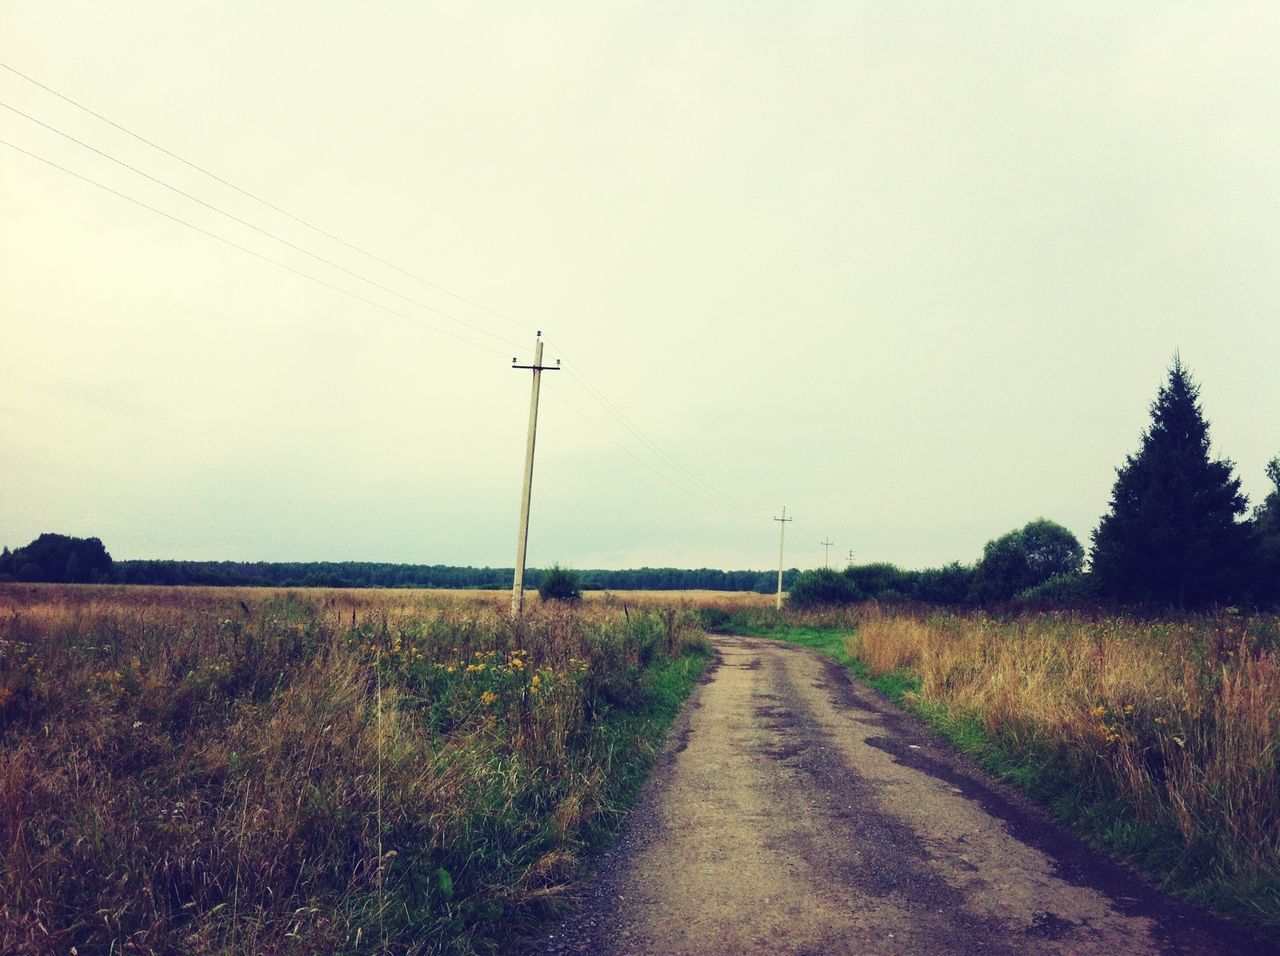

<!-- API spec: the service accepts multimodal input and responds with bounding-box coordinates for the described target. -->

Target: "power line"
[1,61,778,526]
[2,123,772,523]
[0,98,526,351]
[0,58,536,339]
[0,137,510,356]
[545,383,772,521]
[550,349,769,518]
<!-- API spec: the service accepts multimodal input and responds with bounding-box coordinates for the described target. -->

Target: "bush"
[1014,572,1097,609]
[971,518,1083,604]
[787,568,862,607]
[913,562,976,604]
[538,564,582,603]
[844,563,915,600]
[695,607,732,632]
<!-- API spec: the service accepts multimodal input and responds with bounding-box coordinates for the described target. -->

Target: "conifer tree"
[1251,456,1280,604]
[1090,357,1251,607]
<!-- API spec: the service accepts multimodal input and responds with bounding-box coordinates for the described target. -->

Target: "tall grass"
[846,607,1280,923]
[0,584,709,954]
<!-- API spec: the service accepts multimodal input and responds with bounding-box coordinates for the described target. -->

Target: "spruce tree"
[1251,456,1280,604]
[1090,357,1251,607]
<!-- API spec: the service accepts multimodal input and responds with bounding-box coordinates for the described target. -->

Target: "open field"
[0,582,777,616]
[7,584,1276,947]
[583,588,777,608]
[0,583,709,954]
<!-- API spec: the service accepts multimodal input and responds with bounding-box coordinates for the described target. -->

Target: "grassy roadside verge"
[0,587,710,954]
[738,610,1280,933]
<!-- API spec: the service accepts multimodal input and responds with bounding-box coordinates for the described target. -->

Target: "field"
[7,585,1278,948]
[0,583,711,954]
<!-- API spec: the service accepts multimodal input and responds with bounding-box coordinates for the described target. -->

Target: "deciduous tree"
[971,519,1083,603]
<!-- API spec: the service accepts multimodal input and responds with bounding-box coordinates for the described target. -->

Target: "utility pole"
[773,507,792,610]
[847,549,855,568]
[511,331,559,618]
[821,536,834,569]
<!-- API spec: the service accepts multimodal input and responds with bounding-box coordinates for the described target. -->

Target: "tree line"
[790,356,1280,609]
[6,357,1274,611]
[0,540,801,594]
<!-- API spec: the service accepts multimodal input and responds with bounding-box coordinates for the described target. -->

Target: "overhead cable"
[0,137,510,356]
[0,98,525,351]
[545,383,771,521]
[0,58,536,338]
[1,60,781,522]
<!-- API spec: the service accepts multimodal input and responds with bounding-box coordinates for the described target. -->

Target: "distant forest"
[0,536,800,593]
[114,559,802,593]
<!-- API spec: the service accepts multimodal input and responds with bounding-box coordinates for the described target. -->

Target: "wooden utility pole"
[774,507,792,610]
[821,536,834,568]
[511,331,559,617]
[848,549,855,567]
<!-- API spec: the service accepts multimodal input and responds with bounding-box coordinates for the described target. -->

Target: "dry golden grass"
[0,583,709,954]
[846,607,1280,916]
[584,588,776,608]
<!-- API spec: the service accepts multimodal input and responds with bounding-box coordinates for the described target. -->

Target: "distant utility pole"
[847,549,855,567]
[774,507,792,610]
[511,331,559,618]
[820,536,834,568]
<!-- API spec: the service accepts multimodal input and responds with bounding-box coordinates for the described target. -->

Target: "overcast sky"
[2,2,1278,573]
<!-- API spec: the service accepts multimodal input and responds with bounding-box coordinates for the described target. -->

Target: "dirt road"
[523,635,1274,955]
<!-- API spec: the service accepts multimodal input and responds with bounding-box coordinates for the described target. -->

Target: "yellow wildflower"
[480,691,498,705]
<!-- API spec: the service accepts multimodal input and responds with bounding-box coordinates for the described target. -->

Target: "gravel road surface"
[520,634,1275,955]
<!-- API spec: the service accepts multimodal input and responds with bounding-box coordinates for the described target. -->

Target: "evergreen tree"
[537,564,582,603]
[1250,456,1280,604]
[1090,357,1251,607]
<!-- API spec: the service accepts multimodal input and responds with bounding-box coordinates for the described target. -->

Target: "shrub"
[913,562,976,604]
[695,607,732,632]
[1014,572,1097,609]
[538,564,582,603]
[787,568,862,607]
[844,563,915,600]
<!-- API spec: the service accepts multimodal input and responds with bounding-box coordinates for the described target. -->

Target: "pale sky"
[3,2,1278,573]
